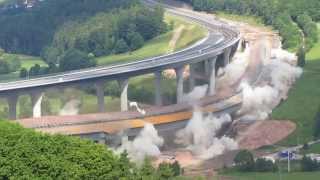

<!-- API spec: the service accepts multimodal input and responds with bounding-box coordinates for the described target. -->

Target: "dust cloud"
[116,123,164,163]
[175,111,238,159]
[59,99,81,116]
[238,45,303,121]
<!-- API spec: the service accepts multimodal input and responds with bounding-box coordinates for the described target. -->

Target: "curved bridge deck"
[17,89,242,136]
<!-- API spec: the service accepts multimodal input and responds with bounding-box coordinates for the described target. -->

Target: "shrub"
[59,49,96,72]
[114,39,130,54]
[255,158,278,172]
[19,68,28,78]
[301,155,320,171]
[234,150,255,172]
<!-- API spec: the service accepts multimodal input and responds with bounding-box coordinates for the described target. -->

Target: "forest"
[178,0,319,50]
[0,0,167,72]
[0,121,182,179]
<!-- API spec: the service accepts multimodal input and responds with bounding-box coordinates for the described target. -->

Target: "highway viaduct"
[0,0,240,120]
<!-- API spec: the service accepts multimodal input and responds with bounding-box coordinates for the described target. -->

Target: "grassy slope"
[272,24,320,146]
[0,54,47,82]
[97,13,207,65]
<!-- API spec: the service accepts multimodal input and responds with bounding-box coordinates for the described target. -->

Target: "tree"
[157,162,175,179]
[0,48,4,56]
[0,60,10,74]
[234,150,255,172]
[297,46,306,67]
[0,120,146,179]
[59,49,96,72]
[140,157,157,178]
[254,158,277,172]
[313,107,320,139]
[19,68,28,78]
[41,46,60,64]
[29,64,41,76]
[301,155,319,171]
[128,32,144,51]
[114,39,129,54]
[6,55,21,72]
[170,161,182,176]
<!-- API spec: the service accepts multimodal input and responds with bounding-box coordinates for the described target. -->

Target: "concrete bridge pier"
[175,66,184,103]
[230,42,239,58]
[7,95,18,120]
[118,79,129,111]
[31,91,44,118]
[154,71,163,106]
[95,81,106,113]
[189,64,196,91]
[208,57,217,95]
[204,60,210,76]
[223,47,232,66]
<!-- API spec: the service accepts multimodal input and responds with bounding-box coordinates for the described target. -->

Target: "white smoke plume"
[59,99,80,116]
[218,45,251,85]
[182,84,208,103]
[175,111,238,159]
[239,83,279,120]
[238,46,303,121]
[116,123,164,162]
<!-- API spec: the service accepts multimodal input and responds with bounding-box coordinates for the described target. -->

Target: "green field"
[0,54,47,82]
[97,13,207,65]
[218,172,320,180]
[301,142,320,154]
[272,24,320,146]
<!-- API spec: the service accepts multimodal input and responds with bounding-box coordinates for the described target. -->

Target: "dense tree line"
[0,0,167,73]
[0,121,183,179]
[297,14,319,50]
[234,150,278,172]
[301,155,320,171]
[44,5,167,64]
[0,0,138,55]
[179,0,319,50]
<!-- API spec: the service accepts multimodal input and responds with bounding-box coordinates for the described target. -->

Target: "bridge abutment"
[154,71,163,106]
[118,79,129,111]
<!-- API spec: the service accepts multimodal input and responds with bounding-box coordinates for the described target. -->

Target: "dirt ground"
[236,120,296,150]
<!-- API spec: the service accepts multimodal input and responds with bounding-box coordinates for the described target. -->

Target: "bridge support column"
[7,95,18,120]
[154,71,163,106]
[95,81,105,113]
[204,60,210,76]
[175,66,184,104]
[189,64,196,91]
[118,79,129,111]
[31,91,43,118]
[223,47,232,66]
[208,57,217,96]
